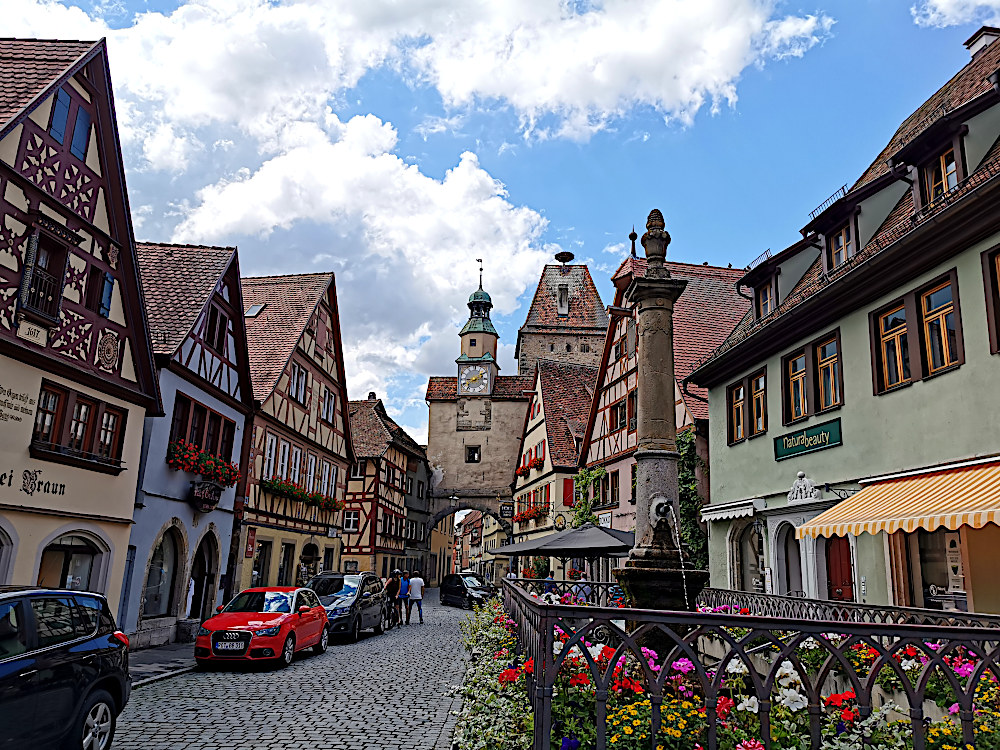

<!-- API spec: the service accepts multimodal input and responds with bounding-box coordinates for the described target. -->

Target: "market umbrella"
[494,523,634,559]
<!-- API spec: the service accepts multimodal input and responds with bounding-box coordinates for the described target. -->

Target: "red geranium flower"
[523,658,534,675]
[717,696,735,719]
[841,709,856,722]
[498,669,519,684]
[569,673,590,688]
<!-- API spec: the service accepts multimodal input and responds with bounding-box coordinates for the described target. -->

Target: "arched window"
[38,534,99,591]
[735,523,764,593]
[144,530,180,617]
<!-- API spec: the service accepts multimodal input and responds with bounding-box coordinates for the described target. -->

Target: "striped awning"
[796,461,1000,539]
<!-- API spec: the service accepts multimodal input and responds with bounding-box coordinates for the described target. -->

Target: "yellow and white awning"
[796,461,1000,539]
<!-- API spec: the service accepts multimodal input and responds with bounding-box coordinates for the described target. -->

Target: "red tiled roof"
[518,264,609,336]
[537,360,598,468]
[852,39,1000,190]
[0,39,97,127]
[136,243,235,356]
[611,258,750,420]
[425,375,534,401]
[348,398,425,460]
[242,273,332,402]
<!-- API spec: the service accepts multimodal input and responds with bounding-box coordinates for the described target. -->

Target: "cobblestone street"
[116,590,468,750]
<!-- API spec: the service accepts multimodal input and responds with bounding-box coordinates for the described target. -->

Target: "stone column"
[615,209,710,611]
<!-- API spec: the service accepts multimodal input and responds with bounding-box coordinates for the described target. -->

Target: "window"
[320,461,331,495]
[330,466,339,494]
[95,408,124,459]
[727,382,745,444]
[609,399,627,431]
[70,107,90,160]
[466,446,481,463]
[581,343,590,353]
[816,338,841,410]
[289,362,307,403]
[205,306,228,354]
[168,393,236,455]
[786,353,808,423]
[245,303,266,317]
[49,88,71,144]
[756,282,774,318]
[983,246,1000,355]
[923,147,959,204]
[85,268,114,317]
[306,454,317,491]
[922,282,959,374]
[290,447,302,484]
[613,340,625,360]
[321,387,336,423]
[469,338,477,347]
[869,272,963,394]
[264,434,277,478]
[277,442,290,479]
[30,597,79,648]
[31,384,129,471]
[67,399,94,452]
[350,462,364,479]
[406,478,413,495]
[417,480,425,498]
[22,232,68,322]
[750,371,766,436]
[610,470,620,505]
[557,284,569,315]
[828,225,852,270]
[34,385,65,444]
[0,601,27,658]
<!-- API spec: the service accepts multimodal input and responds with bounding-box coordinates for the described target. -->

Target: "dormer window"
[923,146,959,204]
[828,225,852,270]
[755,282,774,318]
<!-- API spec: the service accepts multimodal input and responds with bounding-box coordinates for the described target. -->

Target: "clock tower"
[457,279,499,396]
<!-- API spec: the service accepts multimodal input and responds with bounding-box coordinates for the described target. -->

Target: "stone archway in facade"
[426,501,513,543]
[190,531,220,621]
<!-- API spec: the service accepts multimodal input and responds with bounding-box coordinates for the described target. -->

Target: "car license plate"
[215,641,244,650]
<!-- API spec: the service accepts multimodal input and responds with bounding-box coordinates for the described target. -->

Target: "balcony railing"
[29,440,125,475]
[21,266,61,322]
[502,578,1000,750]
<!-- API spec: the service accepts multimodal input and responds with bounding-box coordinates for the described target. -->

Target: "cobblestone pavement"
[115,589,468,750]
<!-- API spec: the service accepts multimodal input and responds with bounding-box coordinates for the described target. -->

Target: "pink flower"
[949,703,960,714]
[672,658,695,674]
[955,662,975,678]
[736,740,765,750]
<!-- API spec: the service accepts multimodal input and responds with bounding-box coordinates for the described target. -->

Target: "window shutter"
[50,89,71,144]
[70,108,91,159]
[563,478,575,507]
[627,318,637,357]
[98,273,114,317]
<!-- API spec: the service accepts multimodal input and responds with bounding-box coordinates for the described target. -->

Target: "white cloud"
[414,114,466,140]
[912,0,1000,25]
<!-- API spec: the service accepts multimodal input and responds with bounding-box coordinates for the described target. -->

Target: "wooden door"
[826,536,854,601]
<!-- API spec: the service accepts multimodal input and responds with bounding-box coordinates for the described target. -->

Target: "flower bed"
[259,477,345,511]
[462,596,1000,750]
[165,439,240,487]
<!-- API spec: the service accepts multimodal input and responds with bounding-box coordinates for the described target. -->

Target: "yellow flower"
[632,719,641,727]
[666,713,678,722]
[678,719,687,729]
[623,727,633,735]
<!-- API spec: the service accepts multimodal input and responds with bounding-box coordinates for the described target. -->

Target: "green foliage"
[571,466,606,528]
[677,429,708,570]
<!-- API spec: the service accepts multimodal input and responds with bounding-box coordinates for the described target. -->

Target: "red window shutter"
[563,478,575,507]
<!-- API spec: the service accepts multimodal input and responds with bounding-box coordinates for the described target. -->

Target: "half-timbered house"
[229,273,354,595]
[578,256,749,572]
[122,243,253,647]
[0,39,160,614]
[512,359,597,578]
[344,393,428,578]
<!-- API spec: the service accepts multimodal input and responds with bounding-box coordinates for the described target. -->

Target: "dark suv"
[306,572,386,642]
[440,573,497,608]
[0,586,130,750]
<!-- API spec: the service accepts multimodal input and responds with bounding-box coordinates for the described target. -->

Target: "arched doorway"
[38,534,100,590]
[735,523,764,593]
[777,523,803,596]
[189,535,218,621]
[300,542,320,584]
[143,529,181,618]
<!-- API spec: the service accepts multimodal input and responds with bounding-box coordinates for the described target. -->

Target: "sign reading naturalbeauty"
[774,418,842,461]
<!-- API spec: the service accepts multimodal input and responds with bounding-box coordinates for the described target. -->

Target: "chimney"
[367,391,376,400]
[964,26,1000,58]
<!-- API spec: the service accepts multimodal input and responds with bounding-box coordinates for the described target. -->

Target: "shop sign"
[499,501,514,519]
[598,512,612,528]
[774,418,842,462]
[244,527,256,558]
[189,480,223,512]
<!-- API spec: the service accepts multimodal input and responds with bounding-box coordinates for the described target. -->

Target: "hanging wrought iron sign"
[189,480,223,513]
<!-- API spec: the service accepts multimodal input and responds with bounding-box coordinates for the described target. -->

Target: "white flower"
[726,659,749,674]
[737,696,759,713]
[778,688,808,711]
[775,660,802,688]
[901,658,920,671]
[800,637,820,650]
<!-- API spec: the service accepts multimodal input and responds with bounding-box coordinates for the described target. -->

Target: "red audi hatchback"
[195,587,328,668]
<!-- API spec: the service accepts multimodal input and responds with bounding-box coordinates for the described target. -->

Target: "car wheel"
[313,626,329,654]
[278,634,295,668]
[464,595,473,610]
[374,613,384,635]
[73,689,116,750]
[350,616,361,642]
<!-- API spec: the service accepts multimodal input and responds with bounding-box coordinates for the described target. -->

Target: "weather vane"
[476,258,483,289]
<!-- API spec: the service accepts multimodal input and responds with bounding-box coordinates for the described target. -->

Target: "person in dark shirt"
[385,570,401,626]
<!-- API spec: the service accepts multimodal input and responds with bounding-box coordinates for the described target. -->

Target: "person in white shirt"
[407,571,426,624]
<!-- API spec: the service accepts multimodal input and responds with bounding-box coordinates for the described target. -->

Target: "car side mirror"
[216,605,225,613]
[298,605,310,615]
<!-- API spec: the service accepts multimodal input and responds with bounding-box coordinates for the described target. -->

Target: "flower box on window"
[259,476,345,511]
[514,465,530,478]
[166,439,240,487]
[528,457,545,471]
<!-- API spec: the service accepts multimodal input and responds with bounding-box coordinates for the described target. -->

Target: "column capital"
[625,275,688,306]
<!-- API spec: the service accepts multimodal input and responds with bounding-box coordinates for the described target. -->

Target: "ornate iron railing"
[22,266,61,320]
[808,184,848,220]
[512,578,629,608]
[502,579,1000,750]
[697,587,1000,628]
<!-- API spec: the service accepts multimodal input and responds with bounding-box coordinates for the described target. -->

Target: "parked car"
[0,586,130,750]
[194,587,327,668]
[440,573,497,608]
[306,572,385,641]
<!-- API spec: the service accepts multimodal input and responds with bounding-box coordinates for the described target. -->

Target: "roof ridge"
[0,37,99,44]
[136,241,236,252]
[242,271,334,282]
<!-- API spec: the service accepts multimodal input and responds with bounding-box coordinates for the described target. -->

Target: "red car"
[195,587,328,668]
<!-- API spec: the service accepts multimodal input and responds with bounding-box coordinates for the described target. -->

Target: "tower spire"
[476,258,483,290]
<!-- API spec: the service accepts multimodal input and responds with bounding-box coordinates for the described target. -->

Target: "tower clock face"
[460,364,489,394]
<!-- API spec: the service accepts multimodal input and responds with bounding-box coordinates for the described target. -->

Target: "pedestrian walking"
[397,571,410,623]
[407,570,425,624]
[385,569,401,625]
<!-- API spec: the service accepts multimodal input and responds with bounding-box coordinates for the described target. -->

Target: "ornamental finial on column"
[640,208,671,275]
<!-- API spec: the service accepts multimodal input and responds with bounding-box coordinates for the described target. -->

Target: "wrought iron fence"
[502,579,1000,750]
[697,587,1000,628]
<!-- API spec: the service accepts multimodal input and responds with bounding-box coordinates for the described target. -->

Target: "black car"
[306,573,385,642]
[0,586,130,750]
[440,573,497,608]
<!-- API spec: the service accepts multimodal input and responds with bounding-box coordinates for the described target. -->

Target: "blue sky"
[11,0,1000,441]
